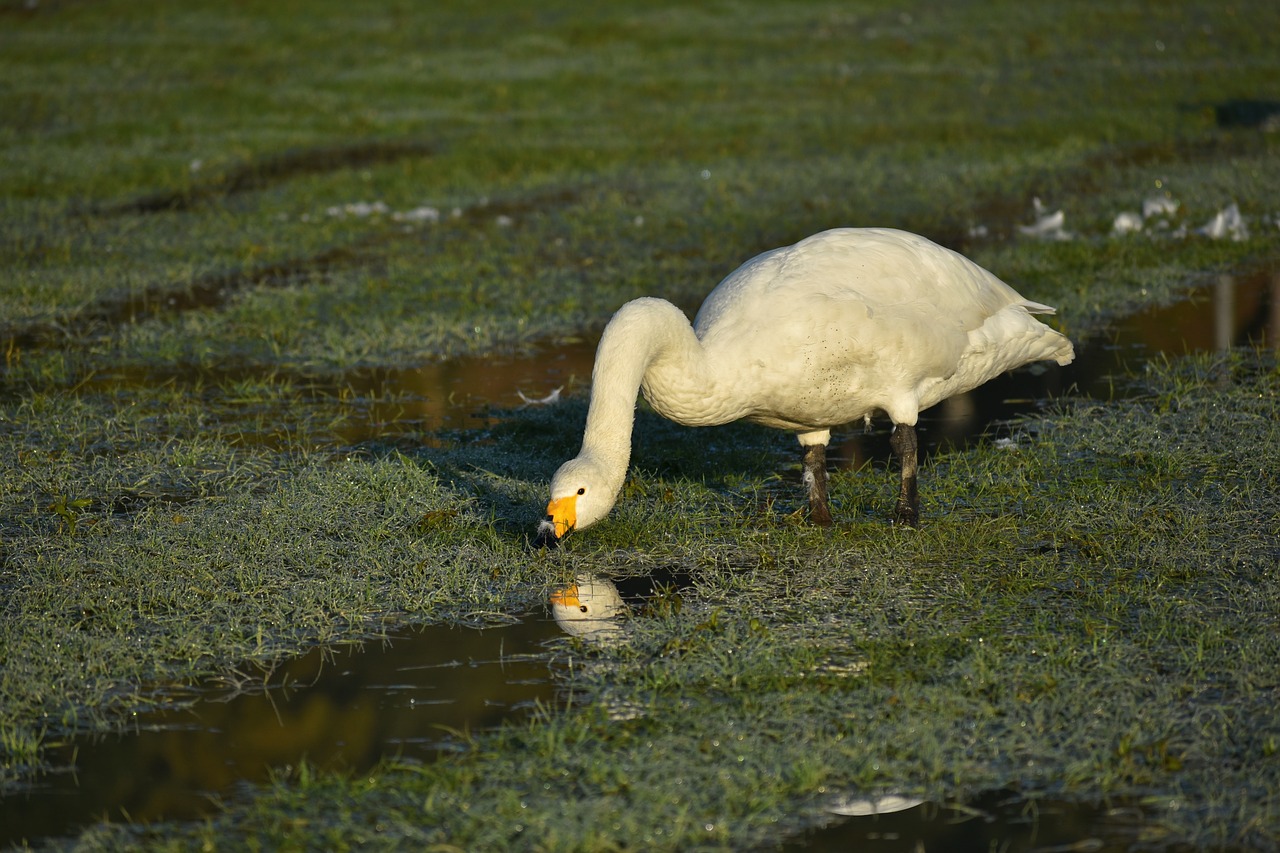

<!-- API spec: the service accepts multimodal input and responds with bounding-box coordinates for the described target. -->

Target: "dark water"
[0,619,562,848]
[801,790,1148,852]
[1,268,1275,849]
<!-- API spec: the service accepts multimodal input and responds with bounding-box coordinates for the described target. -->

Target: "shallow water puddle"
[74,269,1276,457]
[364,268,1272,469]
[4,267,1276,847]
[801,789,1146,852]
[74,339,596,449]
[338,339,593,436]
[0,618,562,847]
[330,267,1272,463]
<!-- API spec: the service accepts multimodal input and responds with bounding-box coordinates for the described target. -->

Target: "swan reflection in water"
[827,793,926,816]
[549,573,628,643]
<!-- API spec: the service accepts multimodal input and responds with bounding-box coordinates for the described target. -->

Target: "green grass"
[4,0,1279,368]
[2,0,1280,849]
[42,348,1280,851]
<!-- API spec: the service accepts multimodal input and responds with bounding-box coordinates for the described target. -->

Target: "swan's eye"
[577,487,586,495]
[579,605,589,613]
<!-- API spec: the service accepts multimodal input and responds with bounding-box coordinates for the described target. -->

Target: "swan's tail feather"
[1051,334,1076,366]
[1018,299,1074,365]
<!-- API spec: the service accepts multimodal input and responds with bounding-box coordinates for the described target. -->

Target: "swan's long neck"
[577,297,718,485]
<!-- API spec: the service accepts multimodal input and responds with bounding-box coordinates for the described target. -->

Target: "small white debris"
[1111,211,1144,235]
[1017,197,1072,240]
[814,660,869,677]
[327,201,390,218]
[391,205,440,223]
[602,698,647,721]
[968,223,989,239]
[321,201,447,224]
[189,159,204,173]
[517,386,563,406]
[1143,195,1179,219]
[994,437,1019,450]
[1197,202,1249,241]
[495,214,514,227]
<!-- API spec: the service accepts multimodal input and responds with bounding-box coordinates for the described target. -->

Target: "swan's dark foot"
[810,496,834,527]
[890,423,919,528]
[801,443,834,527]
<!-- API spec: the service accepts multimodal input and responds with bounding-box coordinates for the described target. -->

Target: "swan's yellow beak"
[534,495,577,548]
[549,583,580,608]
[546,495,577,537]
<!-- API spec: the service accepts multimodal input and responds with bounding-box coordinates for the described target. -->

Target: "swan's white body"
[538,228,1074,541]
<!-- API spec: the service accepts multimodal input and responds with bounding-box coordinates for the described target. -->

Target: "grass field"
[2,0,1279,849]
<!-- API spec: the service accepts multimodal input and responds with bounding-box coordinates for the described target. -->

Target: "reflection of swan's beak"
[548,583,579,608]
[549,573,626,643]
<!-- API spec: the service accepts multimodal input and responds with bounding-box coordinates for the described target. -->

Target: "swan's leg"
[801,443,834,527]
[890,423,919,527]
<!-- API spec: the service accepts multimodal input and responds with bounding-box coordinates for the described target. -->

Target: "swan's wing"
[689,228,1071,427]
[697,228,1036,336]
[698,229,997,370]
[693,242,790,334]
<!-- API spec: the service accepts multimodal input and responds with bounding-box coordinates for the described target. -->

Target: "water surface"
[0,619,560,847]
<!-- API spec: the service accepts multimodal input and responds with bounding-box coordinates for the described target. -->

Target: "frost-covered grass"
[2,0,1280,849]
[33,348,1278,851]
[4,1,1279,370]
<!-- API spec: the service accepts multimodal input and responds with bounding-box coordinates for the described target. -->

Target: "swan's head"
[534,456,619,548]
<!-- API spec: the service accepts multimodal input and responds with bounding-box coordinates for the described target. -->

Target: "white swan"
[535,227,1074,545]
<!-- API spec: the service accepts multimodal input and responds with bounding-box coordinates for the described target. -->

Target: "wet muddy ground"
[1,267,1275,849]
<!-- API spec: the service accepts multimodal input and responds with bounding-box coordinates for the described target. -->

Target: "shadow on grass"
[7,182,586,351]
[365,397,793,543]
[94,139,440,216]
